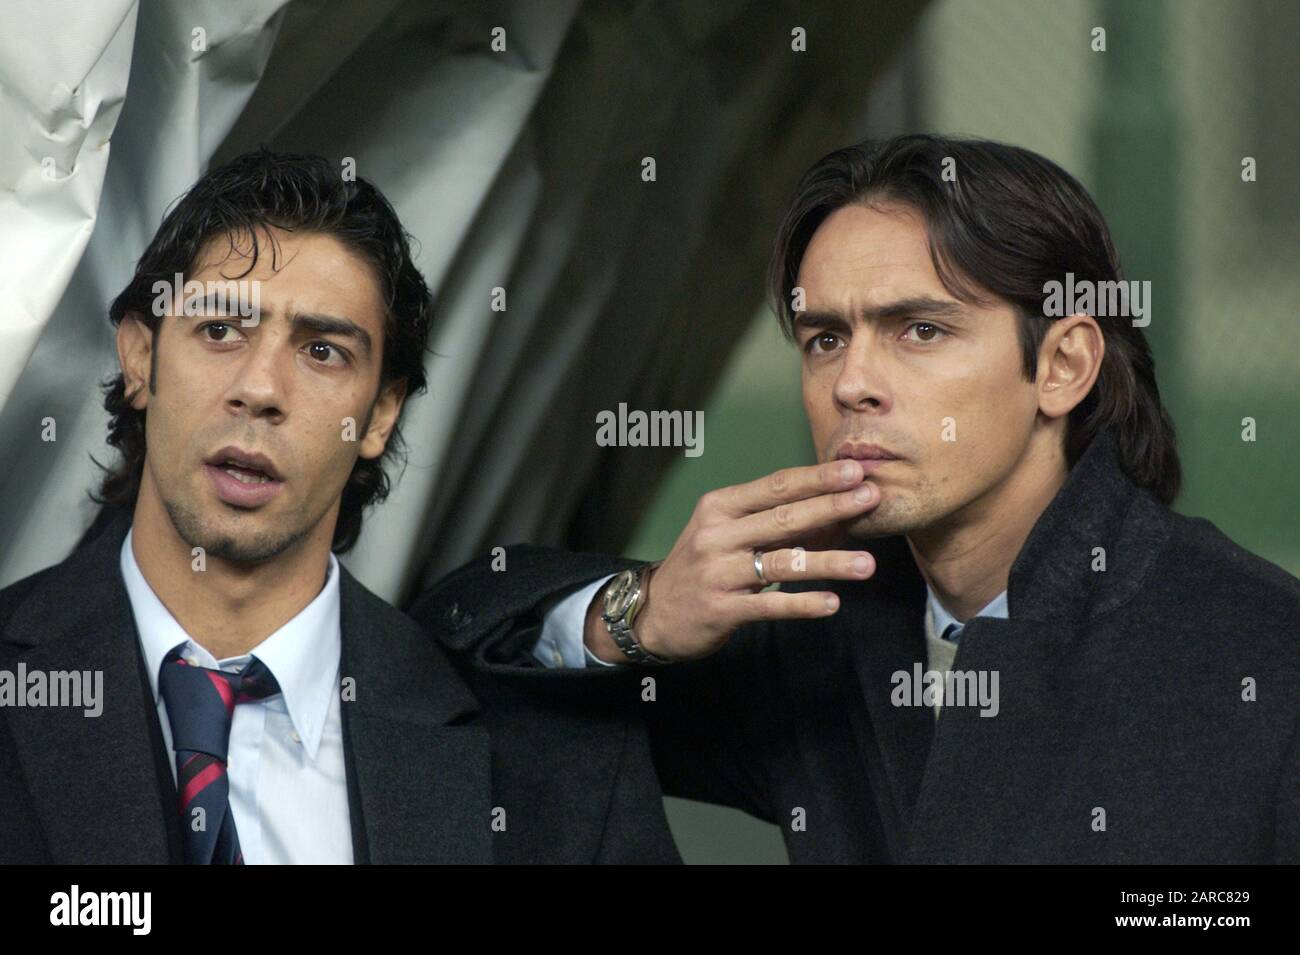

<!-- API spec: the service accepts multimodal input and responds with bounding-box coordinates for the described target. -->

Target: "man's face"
[793,201,1042,540]
[123,227,403,563]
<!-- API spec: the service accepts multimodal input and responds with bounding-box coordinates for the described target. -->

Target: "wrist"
[589,563,669,665]
[631,564,664,656]
[584,583,629,664]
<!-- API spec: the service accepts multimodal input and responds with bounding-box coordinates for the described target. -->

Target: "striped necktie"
[158,647,281,864]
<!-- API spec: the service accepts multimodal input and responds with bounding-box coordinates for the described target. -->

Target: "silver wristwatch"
[601,562,669,664]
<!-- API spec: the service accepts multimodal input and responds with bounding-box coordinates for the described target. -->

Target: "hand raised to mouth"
[584,459,881,664]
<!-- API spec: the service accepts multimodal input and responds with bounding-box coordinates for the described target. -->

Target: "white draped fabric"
[0,0,925,604]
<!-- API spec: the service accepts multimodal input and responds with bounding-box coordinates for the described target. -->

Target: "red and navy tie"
[158,648,281,864]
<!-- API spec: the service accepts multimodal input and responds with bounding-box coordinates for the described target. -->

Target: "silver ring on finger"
[753,549,770,587]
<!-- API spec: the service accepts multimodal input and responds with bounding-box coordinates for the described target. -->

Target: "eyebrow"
[793,296,967,330]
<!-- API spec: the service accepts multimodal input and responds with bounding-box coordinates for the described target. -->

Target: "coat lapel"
[1,513,173,863]
[903,613,1085,862]
[764,607,896,862]
[834,536,933,858]
[337,565,494,864]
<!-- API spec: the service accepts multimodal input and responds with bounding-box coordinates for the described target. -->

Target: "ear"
[357,378,409,461]
[1036,313,1104,419]
[117,313,155,411]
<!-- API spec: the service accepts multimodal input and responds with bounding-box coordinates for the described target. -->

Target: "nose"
[832,337,892,414]
[224,334,287,423]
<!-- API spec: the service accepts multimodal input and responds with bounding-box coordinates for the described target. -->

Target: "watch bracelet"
[605,561,668,664]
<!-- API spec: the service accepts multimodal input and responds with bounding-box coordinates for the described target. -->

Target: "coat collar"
[1005,426,1171,624]
[838,427,1172,856]
[2,511,492,864]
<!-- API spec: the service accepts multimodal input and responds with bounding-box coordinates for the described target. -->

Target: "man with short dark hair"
[0,149,679,864]
[416,135,1300,863]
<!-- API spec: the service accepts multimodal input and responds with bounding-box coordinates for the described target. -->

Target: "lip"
[835,442,901,477]
[204,445,283,481]
[205,464,284,508]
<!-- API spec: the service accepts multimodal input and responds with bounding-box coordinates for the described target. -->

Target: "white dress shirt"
[929,588,1009,643]
[924,587,1008,718]
[120,526,353,864]
[534,574,614,668]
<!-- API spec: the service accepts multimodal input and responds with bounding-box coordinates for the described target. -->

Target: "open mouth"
[202,457,284,504]
[216,461,275,485]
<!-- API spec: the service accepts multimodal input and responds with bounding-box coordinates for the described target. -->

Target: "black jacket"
[0,511,679,864]
[413,429,1300,863]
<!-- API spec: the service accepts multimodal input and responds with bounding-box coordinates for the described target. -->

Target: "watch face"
[604,570,637,617]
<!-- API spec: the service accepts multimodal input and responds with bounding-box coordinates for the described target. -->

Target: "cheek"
[146,371,197,443]
[155,346,219,412]
[311,412,367,482]
[933,357,1030,428]
[969,361,1038,438]
[935,369,1035,476]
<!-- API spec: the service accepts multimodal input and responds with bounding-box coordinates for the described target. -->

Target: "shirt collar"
[928,586,1010,637]
[120,525,341,760]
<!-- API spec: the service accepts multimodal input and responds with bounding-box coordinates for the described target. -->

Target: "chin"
[845,496,929,539]
[164,496,299,564]
[204,528,301,564]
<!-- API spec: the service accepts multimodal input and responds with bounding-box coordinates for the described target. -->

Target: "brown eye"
[806,332,844,355]
[307,342,351,367]
[906,322,944,343]
[205,323,231,341]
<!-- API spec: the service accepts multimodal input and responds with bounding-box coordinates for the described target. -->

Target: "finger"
[739,548,875,590]
[796,523,853,553]
[718,481,881,550]
[713,459,865,517]
[719,590,843,628]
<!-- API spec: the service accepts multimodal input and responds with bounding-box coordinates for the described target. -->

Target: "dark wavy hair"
[768,133,1181,504]
[90,148,435,553]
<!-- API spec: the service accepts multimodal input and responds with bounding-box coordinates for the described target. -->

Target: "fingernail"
[852,555,870,574]
[853,484,874,503]
[838,461,857,482]
[824,595,839,611]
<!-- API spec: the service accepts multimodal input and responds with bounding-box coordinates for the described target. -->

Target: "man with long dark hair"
[416,135,1299,863]
[0,149,678,864]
